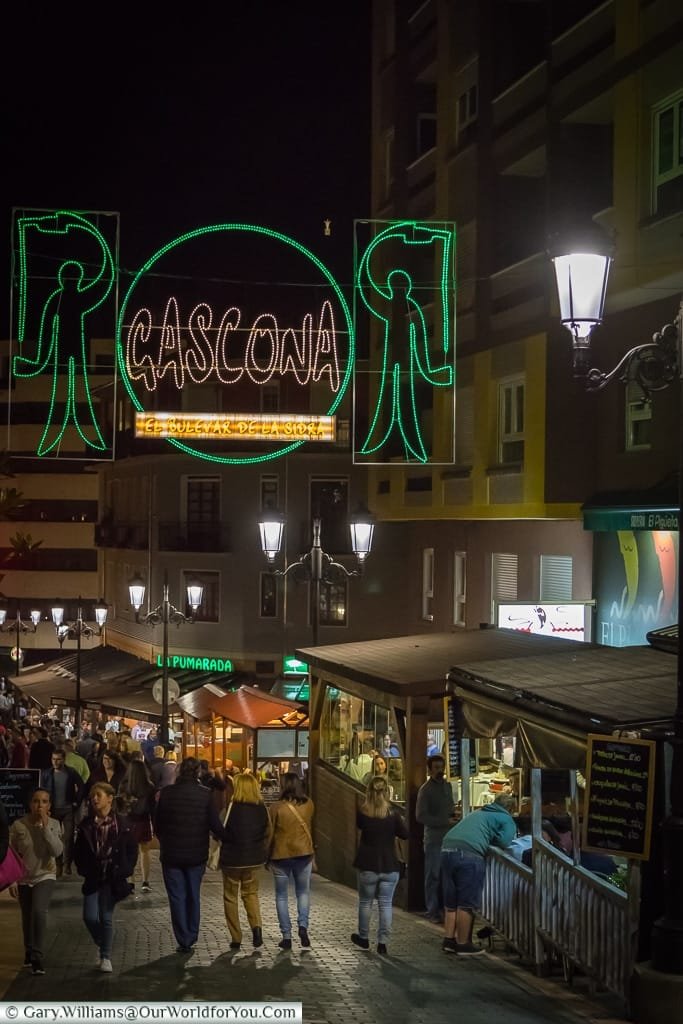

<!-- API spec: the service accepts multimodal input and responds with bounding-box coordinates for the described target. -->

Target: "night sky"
[3,3,372,328]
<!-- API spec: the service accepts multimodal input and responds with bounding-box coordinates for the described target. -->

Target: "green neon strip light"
[117,223,354,465]
[357,221,454,464]
[13,211,115,456]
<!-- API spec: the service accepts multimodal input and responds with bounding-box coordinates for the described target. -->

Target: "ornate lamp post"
[551,235,683,973]
[129,570,203,748]
[0,602,42,675]
[50,599,108,731]
[258,503,376,646]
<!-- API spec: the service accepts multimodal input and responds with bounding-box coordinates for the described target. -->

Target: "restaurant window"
[184,569,220,623]
[320,684,405,802]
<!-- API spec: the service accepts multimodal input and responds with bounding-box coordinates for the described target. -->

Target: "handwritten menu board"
[582,734,656,861]
[0,768,41,825]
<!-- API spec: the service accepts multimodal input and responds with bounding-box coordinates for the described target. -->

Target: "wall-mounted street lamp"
[551,234,683,974]
[129,570,204,747]
[50,599,108,731]
[258,504,376,646]
[0,602,42,675]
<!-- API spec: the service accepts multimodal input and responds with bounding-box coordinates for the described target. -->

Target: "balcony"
[95,520,231,553]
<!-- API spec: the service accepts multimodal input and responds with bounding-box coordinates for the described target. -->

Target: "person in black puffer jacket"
[219,772,271,951]
[154,756,227,954]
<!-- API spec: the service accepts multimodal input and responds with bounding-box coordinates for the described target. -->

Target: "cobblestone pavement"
[1,853,627,1024]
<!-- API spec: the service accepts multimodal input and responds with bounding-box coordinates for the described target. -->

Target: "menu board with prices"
[582,734,656,861]
[0,768,41,824]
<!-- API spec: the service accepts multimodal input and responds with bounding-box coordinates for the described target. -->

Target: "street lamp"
[0,601,42,674]
[258,503,376,646]
[551,236,683,974]
[50,599,108,731]
[129,570,203,748]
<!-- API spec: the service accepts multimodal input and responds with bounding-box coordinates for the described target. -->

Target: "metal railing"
[482,839,636,1013]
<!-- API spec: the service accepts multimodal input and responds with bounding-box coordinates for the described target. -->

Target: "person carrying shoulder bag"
[267,772,315,951]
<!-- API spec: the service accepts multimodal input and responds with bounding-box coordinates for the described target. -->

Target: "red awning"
[177,684,305,729]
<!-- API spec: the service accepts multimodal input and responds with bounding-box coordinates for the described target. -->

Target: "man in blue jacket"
[440,793,517,955]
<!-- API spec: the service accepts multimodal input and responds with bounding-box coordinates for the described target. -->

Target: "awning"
[582,505,678,532]
[9,646,245,722]
[176,684,306,729]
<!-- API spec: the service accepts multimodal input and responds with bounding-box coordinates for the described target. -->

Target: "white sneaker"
[99,958,113,973]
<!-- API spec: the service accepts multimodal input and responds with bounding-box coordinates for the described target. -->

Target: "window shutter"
[540,556,573,602]
[492,553,518,604]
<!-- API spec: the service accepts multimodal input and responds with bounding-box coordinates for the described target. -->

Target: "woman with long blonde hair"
[351,775,408,956]
[219,772,271,951]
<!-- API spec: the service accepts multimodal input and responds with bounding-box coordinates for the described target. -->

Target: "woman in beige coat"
[9,788,63,975]
[267,772,315,950]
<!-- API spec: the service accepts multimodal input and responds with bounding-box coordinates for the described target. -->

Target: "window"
[384,128,395,197]
[498,377,524,464]
[653,92,683,216]
[539,555,573,602]
[422,547,434,621]
[626,385,652,451]
[183,570,220,623]
[315,579,348,627]
[320,684,405,802]
[261,382,280,414]
[310,477,349,552]
[453,551,467,627]
[455,386,474,465]
[186,477,220,521]
[260,572,277,618]
[260,474,279,511]
[491,552,518,622]
[417,113,437,156]
[456,84,477,139]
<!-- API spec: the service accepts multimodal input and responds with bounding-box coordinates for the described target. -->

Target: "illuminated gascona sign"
[117,223,352,465]
[11,212,455,466]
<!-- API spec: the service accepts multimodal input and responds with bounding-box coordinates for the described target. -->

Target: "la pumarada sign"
[10,212,456,466]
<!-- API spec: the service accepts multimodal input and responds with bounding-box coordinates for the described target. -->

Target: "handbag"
[0,845,27,891]
[207,801,232,870]
[285,802,317,871]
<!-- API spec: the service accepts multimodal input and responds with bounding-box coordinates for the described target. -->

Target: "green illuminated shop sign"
[155,654,233,672]
[584,506,679,532]
[283,655,309,675]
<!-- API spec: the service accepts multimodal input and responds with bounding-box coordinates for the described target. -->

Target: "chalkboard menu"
[443,696,477,778]
[582,734,656,861]
[0,768,41,825]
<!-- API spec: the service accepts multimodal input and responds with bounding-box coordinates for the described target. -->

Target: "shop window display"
[320,685,405,802]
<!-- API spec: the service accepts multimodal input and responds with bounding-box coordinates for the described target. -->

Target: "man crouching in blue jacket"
[440,793,517,956]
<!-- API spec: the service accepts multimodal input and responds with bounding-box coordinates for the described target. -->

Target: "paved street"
[0,853,627,1024]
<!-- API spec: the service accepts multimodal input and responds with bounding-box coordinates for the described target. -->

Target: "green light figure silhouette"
[357,223,454,463]
[13,211,115,456]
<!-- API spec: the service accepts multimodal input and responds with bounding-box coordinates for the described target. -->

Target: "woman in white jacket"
[9,788,63,976]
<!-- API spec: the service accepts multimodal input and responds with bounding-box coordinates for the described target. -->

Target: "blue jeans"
[82,884,115,959]
[423,840,443,918]
[441,848,486,912]
[269,856,313,938]
[162,863,206,948]
[357,870,399,945]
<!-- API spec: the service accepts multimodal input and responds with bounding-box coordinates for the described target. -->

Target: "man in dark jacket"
[154,756,227,953]
[415,754,455,923]
[40,748,85,874]
[28,727,55,770]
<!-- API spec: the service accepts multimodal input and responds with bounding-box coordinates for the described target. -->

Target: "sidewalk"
[0,854,628,1024]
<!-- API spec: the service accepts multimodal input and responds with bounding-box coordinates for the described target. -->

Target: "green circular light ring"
[117,223,354,464]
